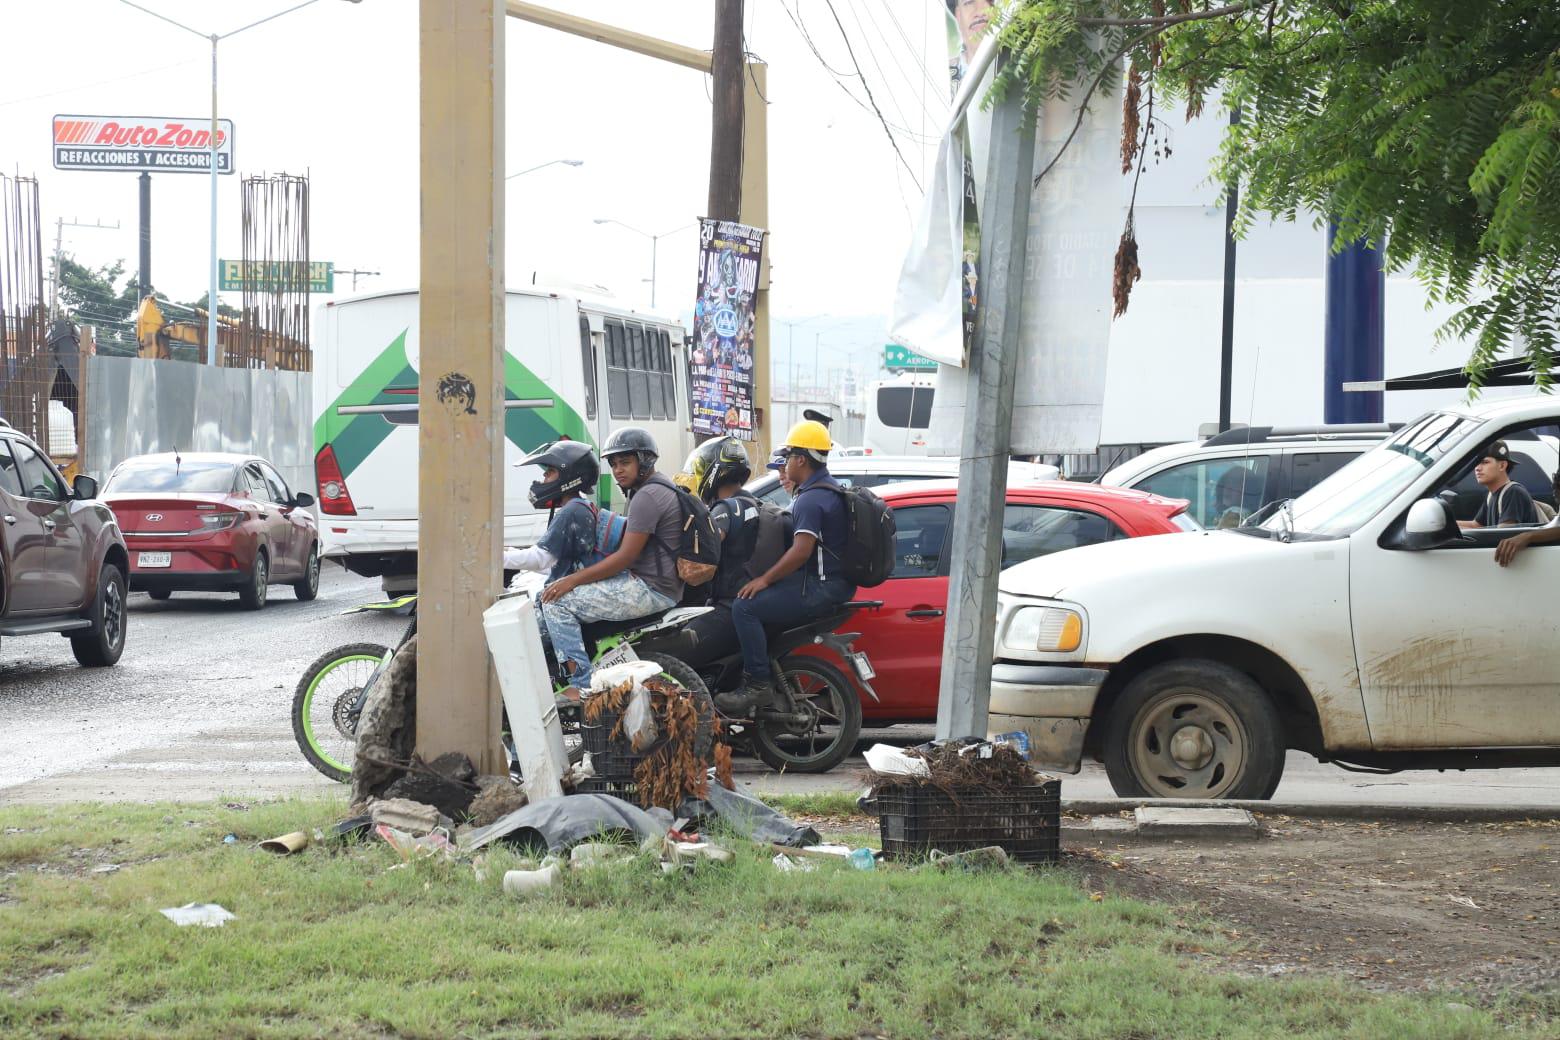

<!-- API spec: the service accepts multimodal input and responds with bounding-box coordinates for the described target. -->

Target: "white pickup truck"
[989,394,1560,798]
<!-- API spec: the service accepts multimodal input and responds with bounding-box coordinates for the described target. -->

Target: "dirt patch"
[1068,814,1560,1001]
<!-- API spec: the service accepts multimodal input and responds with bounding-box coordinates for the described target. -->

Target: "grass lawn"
[0,795,1544,1039]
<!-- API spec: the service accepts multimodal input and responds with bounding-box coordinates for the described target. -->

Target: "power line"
[872,0,947,99]
[842,0,918,136]
[820,0,923,190]
[779,1,939,143]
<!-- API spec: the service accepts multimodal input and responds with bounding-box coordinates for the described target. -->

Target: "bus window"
[578,316,597,420]
[877,385,934,428]
[627,324,649,418]
[659,332,675,420]
[648,330,667,420]
[606,320,630,419]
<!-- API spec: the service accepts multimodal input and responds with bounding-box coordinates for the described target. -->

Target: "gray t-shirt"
[626,476,685,601]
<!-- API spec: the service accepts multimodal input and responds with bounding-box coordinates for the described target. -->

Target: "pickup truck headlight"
[1004,606,1083,654]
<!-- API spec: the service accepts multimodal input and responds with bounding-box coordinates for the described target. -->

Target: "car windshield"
[105,461,237,494]
[1258,412,1480,538]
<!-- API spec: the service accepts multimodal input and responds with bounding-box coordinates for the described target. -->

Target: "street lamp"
[505,158,583,181]
[118,0,360,366]
[592,218,696,310]
[776,313,831,395]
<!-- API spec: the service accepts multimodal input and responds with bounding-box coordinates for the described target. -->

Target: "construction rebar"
[237,172,312,372]
[0,175,50,452]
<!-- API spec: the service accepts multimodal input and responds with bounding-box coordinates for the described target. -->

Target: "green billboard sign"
[219,260,334,293]
[884,343,938,372]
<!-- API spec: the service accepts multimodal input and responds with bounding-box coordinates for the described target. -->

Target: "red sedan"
[103,452,320,609]
[815,480,1195,723]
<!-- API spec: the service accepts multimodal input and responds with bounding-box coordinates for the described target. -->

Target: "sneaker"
[714,675,773,716]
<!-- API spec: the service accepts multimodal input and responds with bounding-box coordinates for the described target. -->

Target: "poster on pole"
[888,3,1123,455]
[689,218,765,440]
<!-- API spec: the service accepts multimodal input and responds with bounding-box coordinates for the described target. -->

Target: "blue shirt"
[791,470,850,581]
[535,498,599,582]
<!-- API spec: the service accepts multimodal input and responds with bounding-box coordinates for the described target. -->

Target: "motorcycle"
[291,579,877,780]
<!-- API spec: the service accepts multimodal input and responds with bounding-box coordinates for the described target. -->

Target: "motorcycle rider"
[504,440,622,580]
[539,428,685,697]
[678,436,760,604]
[720,420,857,714]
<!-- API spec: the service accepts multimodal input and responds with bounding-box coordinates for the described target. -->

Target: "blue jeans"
[730,571,855,679]
[539,571,676,690]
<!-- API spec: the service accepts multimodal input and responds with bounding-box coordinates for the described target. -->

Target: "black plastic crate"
[870,781,1061,864]
[579,707,649,784]
[571,777,639,800]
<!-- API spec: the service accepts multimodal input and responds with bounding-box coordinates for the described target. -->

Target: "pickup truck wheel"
[1103,659,1284,800]
[72,563,127,667]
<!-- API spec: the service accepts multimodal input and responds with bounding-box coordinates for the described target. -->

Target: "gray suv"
[0,421,129,666]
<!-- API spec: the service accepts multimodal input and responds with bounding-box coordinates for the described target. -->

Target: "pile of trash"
[581,662,732,808]
[862,737,1042,797]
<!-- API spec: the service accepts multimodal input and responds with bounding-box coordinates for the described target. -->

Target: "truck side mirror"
[1404,498,1459,550]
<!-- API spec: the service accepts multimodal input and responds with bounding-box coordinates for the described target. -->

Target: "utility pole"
[504,1,772,461]
[138,173,153,302]
[935,60,1037,741]
[1217,104,1240,432]
[338,267,381,292]
[50,216,121,321]
[707,0,744,221]
[416,0,506,774]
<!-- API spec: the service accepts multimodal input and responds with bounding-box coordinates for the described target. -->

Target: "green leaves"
[993,0,1560,387]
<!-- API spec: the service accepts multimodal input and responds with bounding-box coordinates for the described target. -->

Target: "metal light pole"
[592,218,695,311]
[118,0,360,365]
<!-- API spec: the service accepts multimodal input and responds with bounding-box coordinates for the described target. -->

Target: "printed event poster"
[690,218,766,440]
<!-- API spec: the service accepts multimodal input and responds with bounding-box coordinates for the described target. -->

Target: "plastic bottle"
[848,848,877,871]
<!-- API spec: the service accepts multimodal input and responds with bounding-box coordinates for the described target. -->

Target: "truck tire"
[1103,659,1284,800]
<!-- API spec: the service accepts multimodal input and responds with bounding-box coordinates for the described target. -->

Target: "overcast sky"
[2,0,955,382]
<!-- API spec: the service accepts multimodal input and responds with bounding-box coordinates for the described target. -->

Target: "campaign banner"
[52,115,235,174]
[690,219,765,440]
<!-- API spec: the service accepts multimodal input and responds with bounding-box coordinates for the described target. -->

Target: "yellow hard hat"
[782,420,832,454]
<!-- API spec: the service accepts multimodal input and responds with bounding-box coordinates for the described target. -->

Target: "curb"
[1061,798,1560,823]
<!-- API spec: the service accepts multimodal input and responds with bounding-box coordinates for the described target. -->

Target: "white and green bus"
[312,288,692,592]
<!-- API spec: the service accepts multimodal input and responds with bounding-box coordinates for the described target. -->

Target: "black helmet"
[601,426,659,470]
[517,439,598,508]
[678,436,751,504]
[802,408,835,428]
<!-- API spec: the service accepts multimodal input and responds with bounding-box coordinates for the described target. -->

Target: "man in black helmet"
[505,440,622,581]
[538,426,684,696]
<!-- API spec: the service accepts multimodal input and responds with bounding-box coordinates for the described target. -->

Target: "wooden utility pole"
[504,1,772,461]
[707,0,745,221]
[416,0,506,773]
[935,62,1037,740]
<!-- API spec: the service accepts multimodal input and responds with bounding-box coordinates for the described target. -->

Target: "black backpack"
[747,499,795,581]
[648,474,721,586]
[824,484,896,587]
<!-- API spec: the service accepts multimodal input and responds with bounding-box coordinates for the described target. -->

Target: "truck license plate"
[138,552,172,568]
[849,651,876,682]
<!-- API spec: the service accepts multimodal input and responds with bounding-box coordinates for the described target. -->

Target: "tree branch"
[1080,1,1275,30]
[1032,26,1160,187]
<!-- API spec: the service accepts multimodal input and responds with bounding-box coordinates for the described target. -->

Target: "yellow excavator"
[134,296,240,363]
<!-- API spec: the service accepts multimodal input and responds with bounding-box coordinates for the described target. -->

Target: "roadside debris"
[502,863,561,898]
[582,666,718,810]
[459,792,669,855]
[376,824,456,863]
[349,635,417,806]
[379,751,479,820]
[928,846,1012,872]
[368,797,452,837]
[863,738,1061,864]
[259,831,311,855]
[772,853,815,873]
[679,781,821,847]
[468,774,527,828]
[160,903,236,928]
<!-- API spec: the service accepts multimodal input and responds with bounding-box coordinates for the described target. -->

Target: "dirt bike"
[290,588,714,784]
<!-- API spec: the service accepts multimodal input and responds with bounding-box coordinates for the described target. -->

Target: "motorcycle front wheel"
[750,655,862,774]
[292,642,389,783]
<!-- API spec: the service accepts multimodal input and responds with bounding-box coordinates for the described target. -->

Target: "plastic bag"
[623,682,658,752]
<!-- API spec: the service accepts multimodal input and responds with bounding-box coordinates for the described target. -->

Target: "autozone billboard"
[52,115,235,174]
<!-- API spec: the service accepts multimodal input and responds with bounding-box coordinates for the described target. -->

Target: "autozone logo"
[53,118,227,150]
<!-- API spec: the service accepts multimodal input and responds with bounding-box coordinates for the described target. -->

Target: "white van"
[989,394,1560,799]
[864,374,934,456]
[312,288,692,591]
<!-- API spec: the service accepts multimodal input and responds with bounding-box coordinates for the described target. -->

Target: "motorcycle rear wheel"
[751,655,862,774]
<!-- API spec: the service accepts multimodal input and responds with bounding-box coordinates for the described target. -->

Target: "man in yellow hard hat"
[721,419,858,714]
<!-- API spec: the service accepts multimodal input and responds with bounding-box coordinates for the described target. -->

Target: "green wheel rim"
[301,654,384,774]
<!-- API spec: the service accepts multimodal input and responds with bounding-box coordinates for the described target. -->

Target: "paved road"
[3,567,1559,810]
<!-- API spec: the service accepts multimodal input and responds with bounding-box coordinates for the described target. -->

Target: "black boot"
[715,674,773,716]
